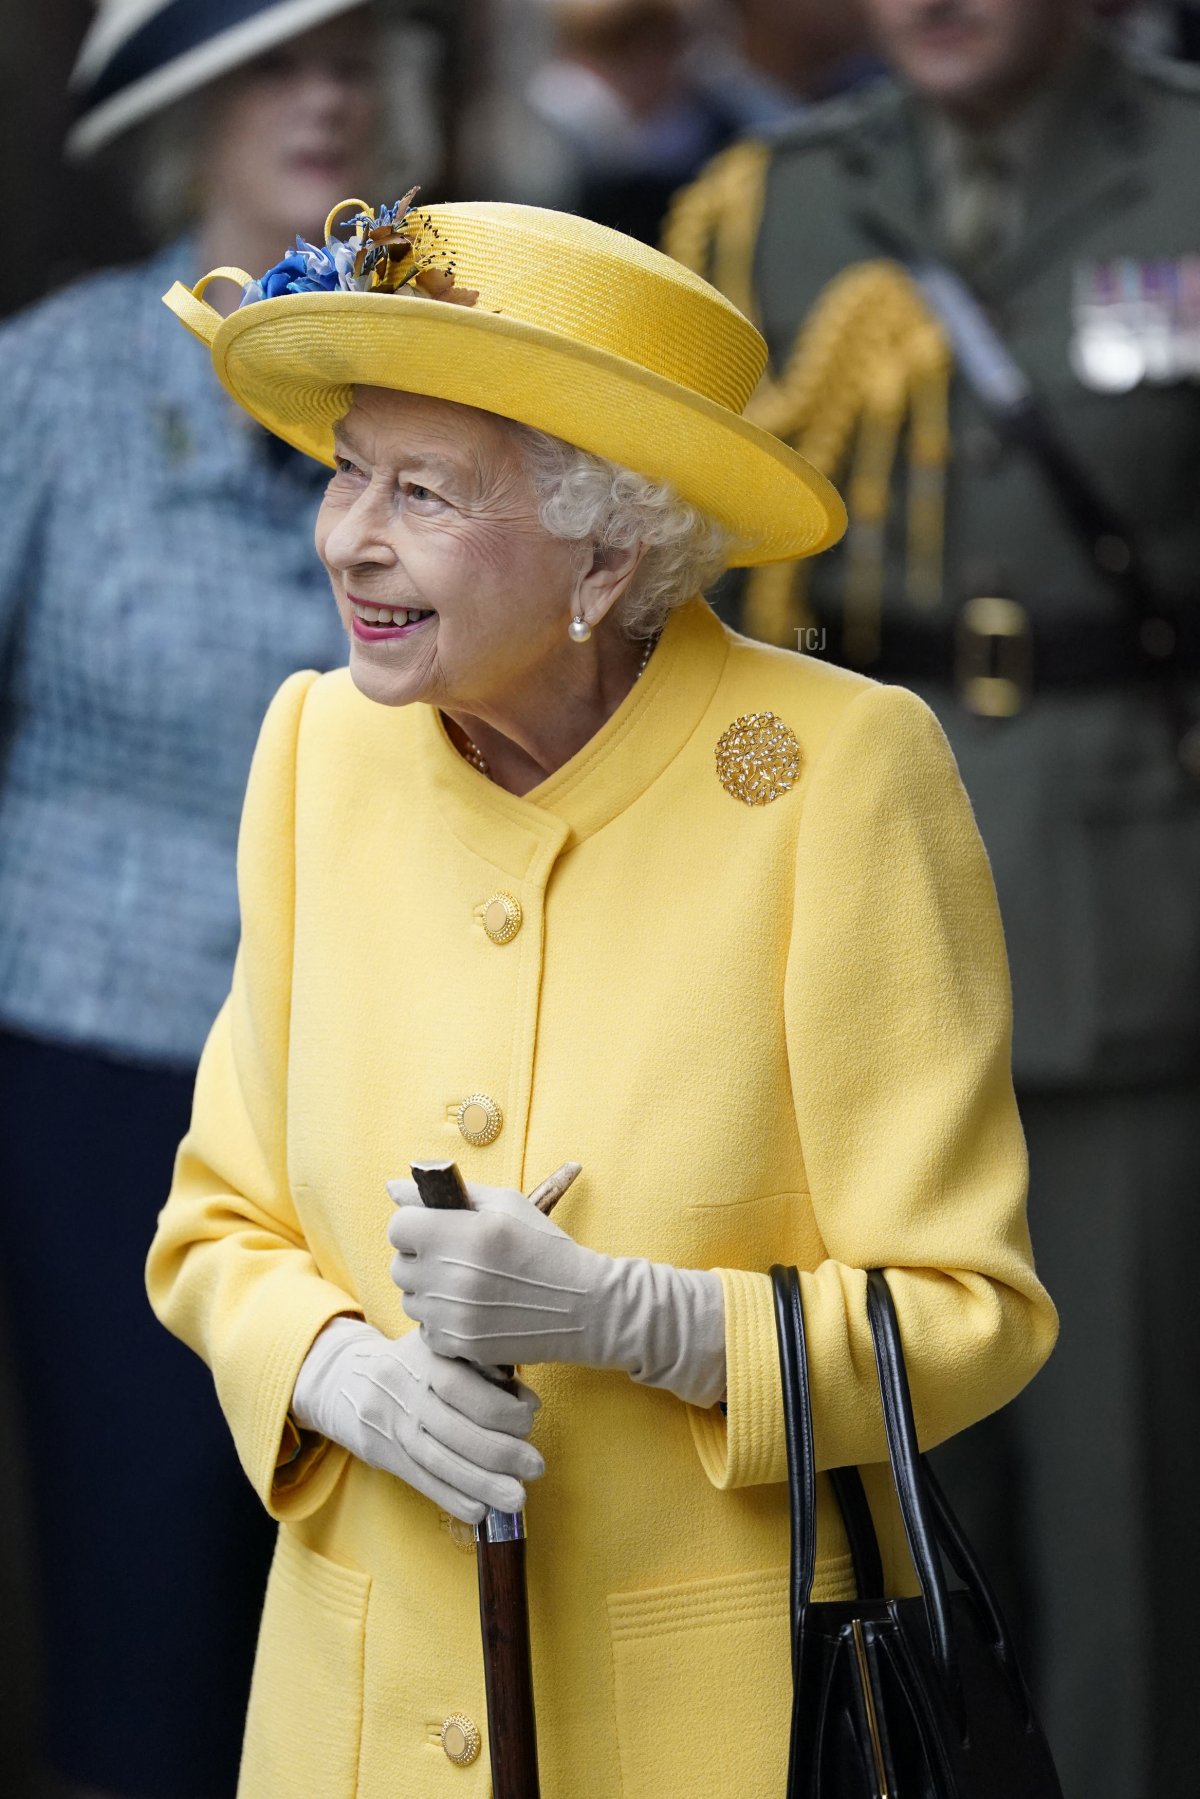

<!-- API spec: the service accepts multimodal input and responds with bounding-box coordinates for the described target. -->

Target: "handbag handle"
[772,1263,816,1645]
[772,1265,1039,1746]
[864,1269,966,1729]
[828,1465,885,1602]
[771,1264,883,1610]
[865,1272,1029,1698]
[771,1265,967,1730]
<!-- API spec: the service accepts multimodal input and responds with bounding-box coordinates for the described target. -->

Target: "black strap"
[1000,397,1174,659]
[864,1270,965,1730]
[923,1456,1025,1699]
[829,1465,884,1600]
[909,258,1188,679]
[771,1264,815,1644]
[771,1265,1036,1740]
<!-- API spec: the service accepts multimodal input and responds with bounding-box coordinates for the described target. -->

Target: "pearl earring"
[568,612,592,643]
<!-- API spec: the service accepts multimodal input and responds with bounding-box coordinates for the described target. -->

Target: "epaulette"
[661,138,771,310]
[662,79,949,656]
[661,83,902,302]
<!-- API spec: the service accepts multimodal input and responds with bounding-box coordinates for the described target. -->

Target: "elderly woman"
[147,193,1056,1796]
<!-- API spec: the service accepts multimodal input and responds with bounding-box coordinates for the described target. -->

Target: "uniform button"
[482,891,522,945]
[456,1093,503,1146]
[441,1713,481,1765]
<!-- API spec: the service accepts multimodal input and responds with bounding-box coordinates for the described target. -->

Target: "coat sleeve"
[690,680,1058,1490]
[146,670,360,1520]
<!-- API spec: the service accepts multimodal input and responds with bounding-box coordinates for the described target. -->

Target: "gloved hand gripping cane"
[400,1158,581,1799]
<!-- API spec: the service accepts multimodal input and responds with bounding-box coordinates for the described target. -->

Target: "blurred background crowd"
[2,3,1199,1797]
[8,0,1193,315]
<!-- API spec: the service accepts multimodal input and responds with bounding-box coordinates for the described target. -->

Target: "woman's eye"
[406,483,440,504]
[333,456,362,477]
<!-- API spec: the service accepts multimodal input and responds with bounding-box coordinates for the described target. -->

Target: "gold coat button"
[482,891,522,945]
[441,1713,481,1766]
[456,1093,503,1147]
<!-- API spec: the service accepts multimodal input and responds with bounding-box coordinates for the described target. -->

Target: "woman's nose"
[322,484,395,572]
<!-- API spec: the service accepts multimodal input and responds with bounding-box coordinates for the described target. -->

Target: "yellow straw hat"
[165,195,846,567]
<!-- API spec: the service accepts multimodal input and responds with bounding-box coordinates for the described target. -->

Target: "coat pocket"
[238,1528,371,1799]
[680,1191,822,1272]
[607,1560,848,1798]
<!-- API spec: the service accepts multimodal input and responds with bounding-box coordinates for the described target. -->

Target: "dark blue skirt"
[0,1030,274,1798]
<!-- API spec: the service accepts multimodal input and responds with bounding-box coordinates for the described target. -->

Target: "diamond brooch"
[715,711,802,806]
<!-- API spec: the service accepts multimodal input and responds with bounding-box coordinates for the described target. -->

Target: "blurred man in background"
[667,4,1200,1795]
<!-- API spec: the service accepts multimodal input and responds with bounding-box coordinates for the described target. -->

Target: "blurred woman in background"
[0,4,417,1794]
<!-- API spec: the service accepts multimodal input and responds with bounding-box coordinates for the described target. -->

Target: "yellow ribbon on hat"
[165,268,252,346]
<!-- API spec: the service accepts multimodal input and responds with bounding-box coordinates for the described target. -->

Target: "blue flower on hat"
[236,194,477,310]
[240,237,356,307]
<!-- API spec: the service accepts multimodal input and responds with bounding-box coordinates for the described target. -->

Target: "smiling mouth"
[347,600,435,643]
[349,601,433,626]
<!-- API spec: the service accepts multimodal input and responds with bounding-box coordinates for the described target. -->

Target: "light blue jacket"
[0,243,347,1066]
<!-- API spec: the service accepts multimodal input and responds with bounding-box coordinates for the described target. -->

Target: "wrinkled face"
[316,388,584,710]
[201,12,379,245]
[863,0,1083,114]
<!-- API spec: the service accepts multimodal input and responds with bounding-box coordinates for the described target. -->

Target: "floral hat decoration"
[164,189,847,567]
[241,191,481,308]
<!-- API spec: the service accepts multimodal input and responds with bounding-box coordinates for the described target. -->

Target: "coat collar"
[840,35,1149,298]
[412,596,731,879]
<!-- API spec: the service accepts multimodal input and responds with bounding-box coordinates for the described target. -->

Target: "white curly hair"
[509,423,731,641]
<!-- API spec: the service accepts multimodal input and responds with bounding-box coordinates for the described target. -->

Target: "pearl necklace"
[457,633,659,779]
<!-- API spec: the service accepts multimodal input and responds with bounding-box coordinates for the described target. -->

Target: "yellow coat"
[147,597,1055,1798]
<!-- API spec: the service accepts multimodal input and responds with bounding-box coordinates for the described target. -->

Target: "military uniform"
[668,34,1200,1799]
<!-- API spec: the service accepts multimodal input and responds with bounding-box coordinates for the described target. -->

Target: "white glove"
[386,1181,727,1409]
[290,1315,544,1523]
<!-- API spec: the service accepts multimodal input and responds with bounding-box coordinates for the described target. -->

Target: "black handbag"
[769,1264,1063,1799]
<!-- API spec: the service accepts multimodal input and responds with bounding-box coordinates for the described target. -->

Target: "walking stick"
[409,1158,580,1799]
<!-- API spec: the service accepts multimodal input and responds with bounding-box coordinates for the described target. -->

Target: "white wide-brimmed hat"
[67,0,370,160]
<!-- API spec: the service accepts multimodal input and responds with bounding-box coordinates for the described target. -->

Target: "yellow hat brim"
[173,286,845,567]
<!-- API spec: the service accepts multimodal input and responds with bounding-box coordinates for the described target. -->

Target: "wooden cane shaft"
[410,1159,541,1792]
[477,1536,540,1798]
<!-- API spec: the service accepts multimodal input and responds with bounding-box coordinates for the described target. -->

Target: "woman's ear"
[570,540,648,631]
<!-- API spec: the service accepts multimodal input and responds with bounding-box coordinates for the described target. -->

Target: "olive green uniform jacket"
[146,601,1054,1797]
[675,35,1200,1091]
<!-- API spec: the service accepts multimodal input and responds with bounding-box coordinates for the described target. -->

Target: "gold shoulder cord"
[663,153,952,657]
